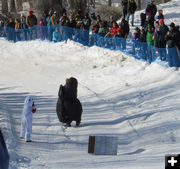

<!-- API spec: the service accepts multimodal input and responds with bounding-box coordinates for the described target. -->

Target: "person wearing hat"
[56,77,82,127]
[48,11,59,41]
[169,22,180,50]
[48,11,58,27]
[157,19,169,61]
[26,10,37,40]
[26,10,37,28]
[165,22,180,69]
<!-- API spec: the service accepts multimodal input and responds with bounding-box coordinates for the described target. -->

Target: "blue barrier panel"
[0,25,180,68]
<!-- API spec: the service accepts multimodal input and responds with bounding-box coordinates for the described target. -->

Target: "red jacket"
[110,26,123,37]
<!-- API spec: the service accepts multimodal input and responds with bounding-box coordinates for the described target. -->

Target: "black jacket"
[139,32,146,43]
[127,1,137,14]
[146,4,157,18]
[0,129,9,169]
[165,28,180,48]
[56,77,82,123]
[121,0,128,10]
[119,19,129,38]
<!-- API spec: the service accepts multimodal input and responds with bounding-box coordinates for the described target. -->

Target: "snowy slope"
[1,0,180,169]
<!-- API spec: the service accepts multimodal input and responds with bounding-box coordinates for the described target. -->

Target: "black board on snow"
[88,136,118,155]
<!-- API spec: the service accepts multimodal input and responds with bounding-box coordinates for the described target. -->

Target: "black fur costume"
[56,77,82,125]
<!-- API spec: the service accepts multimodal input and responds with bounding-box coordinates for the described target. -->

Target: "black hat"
[170,22,175,28]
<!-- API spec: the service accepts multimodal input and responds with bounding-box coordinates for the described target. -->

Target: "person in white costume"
[20,96,36,142]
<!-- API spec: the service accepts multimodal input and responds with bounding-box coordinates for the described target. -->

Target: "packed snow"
[1,0,180,169]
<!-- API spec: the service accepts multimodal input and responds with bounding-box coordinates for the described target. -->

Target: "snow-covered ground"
[1,0,180,169]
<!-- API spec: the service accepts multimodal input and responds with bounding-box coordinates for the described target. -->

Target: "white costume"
[20,96,36,141]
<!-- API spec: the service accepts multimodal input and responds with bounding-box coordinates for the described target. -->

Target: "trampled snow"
[1,0,180,169]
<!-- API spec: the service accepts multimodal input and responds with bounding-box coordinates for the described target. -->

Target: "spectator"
[83,13,91,30]
[139,28,146,43]
[20,15,28,40]
[98,21,108,37]
[175,26,180,50]
[82,13,91,45]
[132,27,140,54]
[146,24,154,63]
[63,15,76,41]
[109,22,123,38]
[145,0,157,27]
[153,21,159,47]
[26,10,37,28]
[53,27,61,42]
[108,16,116,29]
[40,10,49,39]
[74,20,83,42]
[26,10,37,40]
[132,27,140,41]
[169,22,180,50]
[39,19,45,40]
[14,18,21,41]
[164,22,180,68]
[121,0,128,19]
[48,11,58,27]
[139,28,148,60]
[41,10,49,26]
[0,20,5,37]
[143,15,151,31]
[156,9,164,21]
[48,11,59,41]
[96,15,102,26]
[119,17,130,38]
[157,19,169,60]
[140,12,146,27]
[126,0,137,26]
[90,13,97,25]
[119,18,129,50]
[6,17,15,41]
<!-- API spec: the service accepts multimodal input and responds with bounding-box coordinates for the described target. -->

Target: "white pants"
[20,117,32,141]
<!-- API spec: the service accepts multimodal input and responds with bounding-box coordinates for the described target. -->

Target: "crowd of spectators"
[0,0,180,68]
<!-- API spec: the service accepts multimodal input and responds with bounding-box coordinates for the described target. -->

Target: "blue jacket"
[53,31,61,42]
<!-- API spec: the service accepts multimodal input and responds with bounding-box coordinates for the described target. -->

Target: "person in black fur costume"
[56,77,82,127]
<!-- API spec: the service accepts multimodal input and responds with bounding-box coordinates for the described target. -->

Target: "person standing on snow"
[126,0,137,26]
[157,19,169,61]
[121,0,128,19]
[26,10,37,40]
[145,0,157,27]
[20,96,36,142]
[56,77,82,127]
